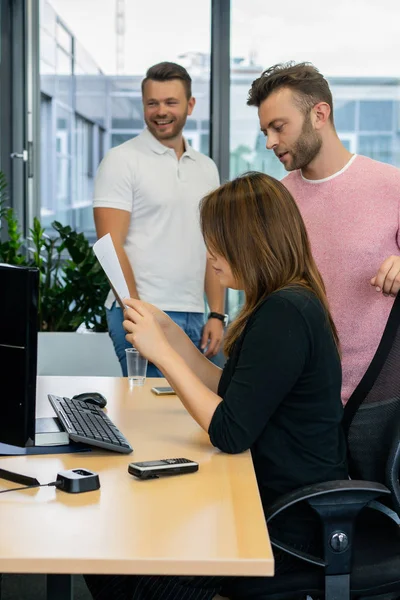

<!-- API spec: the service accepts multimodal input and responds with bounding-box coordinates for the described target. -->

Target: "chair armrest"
[265,479,390,523]
[265,480,390,571]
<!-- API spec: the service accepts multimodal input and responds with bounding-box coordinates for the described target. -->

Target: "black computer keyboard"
[48,394,133,454]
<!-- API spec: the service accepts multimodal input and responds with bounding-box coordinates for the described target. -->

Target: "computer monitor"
[0,263,39,446]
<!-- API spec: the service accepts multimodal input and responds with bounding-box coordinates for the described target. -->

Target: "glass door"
[9,0,28,233]
[1,0,40,238]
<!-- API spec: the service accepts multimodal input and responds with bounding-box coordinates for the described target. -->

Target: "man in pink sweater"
[247,62,400,404]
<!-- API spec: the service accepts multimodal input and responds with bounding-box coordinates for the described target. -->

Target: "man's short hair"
[247,61,334,124]
[141,62,192,100]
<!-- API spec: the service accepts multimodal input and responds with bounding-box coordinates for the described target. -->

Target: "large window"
[230,0,400,179]
[39,0,211,241]
[40,0,104,236]
[228,0,400,316]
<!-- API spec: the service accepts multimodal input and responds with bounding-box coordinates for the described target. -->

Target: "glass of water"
[125,347,148,386]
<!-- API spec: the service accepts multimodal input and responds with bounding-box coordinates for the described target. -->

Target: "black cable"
[0,480,61,494]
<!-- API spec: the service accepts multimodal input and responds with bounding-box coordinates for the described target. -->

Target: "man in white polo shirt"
[93,62,225,377]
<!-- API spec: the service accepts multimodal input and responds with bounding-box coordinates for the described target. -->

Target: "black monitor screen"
[0,263,39,446]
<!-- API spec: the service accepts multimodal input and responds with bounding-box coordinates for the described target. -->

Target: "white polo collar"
[142,128,196,161]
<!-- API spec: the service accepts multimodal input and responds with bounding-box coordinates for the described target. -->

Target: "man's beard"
[287,113,322,171]
[146,114,187,141]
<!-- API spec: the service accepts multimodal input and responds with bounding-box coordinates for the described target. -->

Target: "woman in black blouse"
[85,172,347,600]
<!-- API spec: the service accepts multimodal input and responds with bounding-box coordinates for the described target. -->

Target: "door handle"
[10,150,28,161]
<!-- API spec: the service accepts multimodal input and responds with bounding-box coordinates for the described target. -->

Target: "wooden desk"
[0,376,273,594]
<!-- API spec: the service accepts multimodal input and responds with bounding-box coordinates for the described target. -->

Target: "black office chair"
[236,294,400,600]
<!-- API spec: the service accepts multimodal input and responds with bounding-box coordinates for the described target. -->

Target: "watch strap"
[208,312,228,326]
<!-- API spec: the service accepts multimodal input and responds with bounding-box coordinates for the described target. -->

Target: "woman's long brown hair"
[200,171,339,356]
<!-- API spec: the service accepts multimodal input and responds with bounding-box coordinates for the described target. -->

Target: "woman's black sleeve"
[208,296,309,454]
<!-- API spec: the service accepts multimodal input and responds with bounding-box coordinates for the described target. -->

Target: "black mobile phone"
[151,386,176,395]
[128,458,199,479]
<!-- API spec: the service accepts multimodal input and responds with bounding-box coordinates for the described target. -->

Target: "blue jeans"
[106,302,204,377]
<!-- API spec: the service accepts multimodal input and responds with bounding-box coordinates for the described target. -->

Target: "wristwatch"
[208,312,229,327]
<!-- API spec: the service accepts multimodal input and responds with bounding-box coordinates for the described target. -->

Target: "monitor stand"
[35,417,69,446]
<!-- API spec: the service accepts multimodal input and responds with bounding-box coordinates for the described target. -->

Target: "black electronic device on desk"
[48,394,133,454]
[128,458,199,479]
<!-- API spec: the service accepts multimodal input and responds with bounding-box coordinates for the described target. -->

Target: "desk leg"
[46,574,73,600]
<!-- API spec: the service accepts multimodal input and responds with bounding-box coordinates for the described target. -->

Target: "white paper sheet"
[93,233,130,309]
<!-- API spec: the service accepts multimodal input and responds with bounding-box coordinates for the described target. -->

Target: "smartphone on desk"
[151,386,176,395]
[128,458,199,479]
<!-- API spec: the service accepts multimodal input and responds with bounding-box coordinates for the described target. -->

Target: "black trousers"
[84,547,310,600]
[84,574,223,600]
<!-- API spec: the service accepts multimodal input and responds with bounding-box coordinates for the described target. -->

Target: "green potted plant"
[0,170,123,375]
[0,170,109,332]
